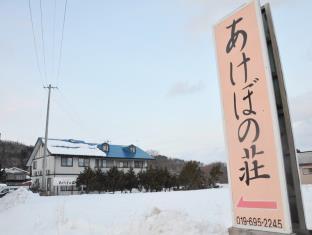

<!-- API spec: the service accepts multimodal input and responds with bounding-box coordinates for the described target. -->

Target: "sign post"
[214,1,311,234]
[261,4,311,235]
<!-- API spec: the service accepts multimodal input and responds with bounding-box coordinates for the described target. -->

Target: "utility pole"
[42,84,57,193]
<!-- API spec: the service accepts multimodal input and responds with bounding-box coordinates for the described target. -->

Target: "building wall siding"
[31,144,55,176]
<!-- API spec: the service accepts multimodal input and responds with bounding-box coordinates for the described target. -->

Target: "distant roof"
[297,151,312,165]
[39,138,153,160]
[4,167,29,174]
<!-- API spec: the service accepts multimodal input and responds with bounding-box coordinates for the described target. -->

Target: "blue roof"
[97,143,152,160]
[41,138,154,160]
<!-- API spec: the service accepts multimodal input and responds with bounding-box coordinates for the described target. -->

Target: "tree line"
[0,165,5,183]
[76,161,224,193]
[0,140,33,169]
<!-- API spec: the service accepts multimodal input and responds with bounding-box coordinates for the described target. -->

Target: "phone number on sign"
[236,216,283,229]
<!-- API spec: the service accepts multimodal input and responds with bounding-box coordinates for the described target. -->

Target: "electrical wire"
[55,89,94,136]
[39,0,48,82]
[52,0,57,83]
[56,0,68,87]
[28,0,45,86]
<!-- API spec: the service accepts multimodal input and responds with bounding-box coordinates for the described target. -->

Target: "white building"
[26,138,154,195]
[297,151,312,185]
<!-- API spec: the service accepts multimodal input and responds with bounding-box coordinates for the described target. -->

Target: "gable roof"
[4,167,29,174]
[27,138,153,166]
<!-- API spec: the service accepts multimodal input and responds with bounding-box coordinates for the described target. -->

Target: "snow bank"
[114,207,227,235]
[0,185,310,235]
[0,188,38,212]
[301,184,312,229]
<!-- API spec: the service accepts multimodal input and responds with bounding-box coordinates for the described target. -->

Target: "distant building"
[26,138,154,195]
[3,167,31,186]
[297,151,312,184]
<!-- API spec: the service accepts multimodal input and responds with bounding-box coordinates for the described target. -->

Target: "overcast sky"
[0,0,311,164]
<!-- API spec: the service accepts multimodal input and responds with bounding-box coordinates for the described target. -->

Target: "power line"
[54,91,87,133]
[56,0,68,87]
[57,89,88,128]
[39,0,48,81]
[28,0,45,86]
[54,89,98,139]
[52,0,57,83]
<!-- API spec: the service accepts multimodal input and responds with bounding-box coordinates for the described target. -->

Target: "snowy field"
[0,185,311,235]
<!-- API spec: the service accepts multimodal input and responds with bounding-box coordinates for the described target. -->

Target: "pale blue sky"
[0,0,311,163]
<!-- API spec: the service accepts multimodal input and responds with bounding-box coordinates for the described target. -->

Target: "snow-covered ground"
[0,185,311,235]
[302,184,312,229]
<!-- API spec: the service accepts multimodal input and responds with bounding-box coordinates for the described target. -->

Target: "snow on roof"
[42,138,107,157]
[40,138,153,160]
[297,151,312,165]
[4,167,29,174]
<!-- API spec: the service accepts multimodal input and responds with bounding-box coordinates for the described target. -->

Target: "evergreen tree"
[179,161,204,190]
[124,168,138,193]
[149,168,161,192]
[106,167,121,193]
[138,170,149,192]
[137,167,175,192]
[171,174,179,191]
[118,170,126,193]
[76,167,96,193]
[162,168,172,191]
[208,164,223,188]
[94,169,107,193]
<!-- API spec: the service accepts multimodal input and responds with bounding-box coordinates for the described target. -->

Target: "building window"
[119,161,128,168]
[95,159,106,168]
[129,145,136,153]
[107,160,114,168]
[60,186,76,191]
[61,157,73,167]
[302,168,312,175]
[78,158,90,167]
[134,161,143,168]
[16,175,24,180]
[33,161,37,170]
[103,143,109,152]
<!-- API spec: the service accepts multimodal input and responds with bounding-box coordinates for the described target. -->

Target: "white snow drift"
[0,185,311,235]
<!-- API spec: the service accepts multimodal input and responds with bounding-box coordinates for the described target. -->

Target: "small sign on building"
[53,177,76,186]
